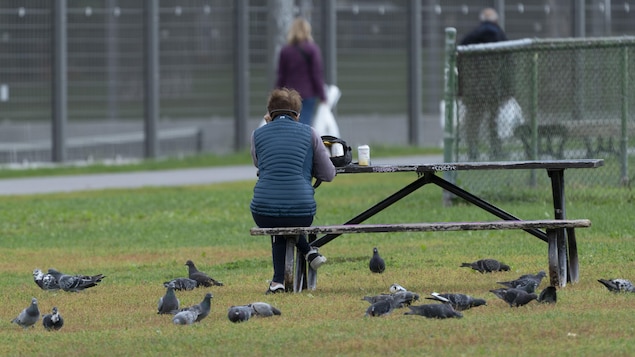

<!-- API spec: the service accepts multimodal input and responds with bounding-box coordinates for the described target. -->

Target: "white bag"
[259,84,341,138]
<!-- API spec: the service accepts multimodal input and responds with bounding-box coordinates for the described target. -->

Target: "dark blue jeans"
[299,97,318,126]
[252,213,313,284]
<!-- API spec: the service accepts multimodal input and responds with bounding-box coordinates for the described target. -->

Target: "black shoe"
[265,282,285,295]
[306,248,327,270]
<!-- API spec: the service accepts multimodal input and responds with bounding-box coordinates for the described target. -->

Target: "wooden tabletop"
[335,159,604,174]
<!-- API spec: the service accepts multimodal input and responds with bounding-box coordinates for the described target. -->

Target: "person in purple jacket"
[276,17,326,127]
[250,88,335,294]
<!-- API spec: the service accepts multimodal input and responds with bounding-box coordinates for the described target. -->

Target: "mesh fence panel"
[454,37,635,200]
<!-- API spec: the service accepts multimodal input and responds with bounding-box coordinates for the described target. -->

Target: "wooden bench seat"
[250,219,591,292]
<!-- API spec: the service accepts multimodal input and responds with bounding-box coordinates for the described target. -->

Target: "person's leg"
[299,97,318,126]
[252,213,325,292]
[464,99,484,160]
[270,235,287,286]
[486,99,503,159]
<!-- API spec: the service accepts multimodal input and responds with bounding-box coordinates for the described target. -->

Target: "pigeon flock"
[16,267,105,331]
[11,250,635,330]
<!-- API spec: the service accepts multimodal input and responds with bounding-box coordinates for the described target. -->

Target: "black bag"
[321,135,352,167]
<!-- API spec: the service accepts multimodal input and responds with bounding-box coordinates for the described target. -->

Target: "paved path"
[0,155,442,196]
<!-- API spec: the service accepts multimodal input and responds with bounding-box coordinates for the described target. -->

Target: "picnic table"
[251,159,604,292]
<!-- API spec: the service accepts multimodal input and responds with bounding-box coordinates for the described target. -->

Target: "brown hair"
[267,88,302,120]
[287,17,313,45]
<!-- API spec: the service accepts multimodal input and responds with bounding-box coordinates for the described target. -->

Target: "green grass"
[0,145,441,179]
[0,172,633,356]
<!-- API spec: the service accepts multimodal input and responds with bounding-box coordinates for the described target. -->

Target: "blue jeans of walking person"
[299,97,318,126]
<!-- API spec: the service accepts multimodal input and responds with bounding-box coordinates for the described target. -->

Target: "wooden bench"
[250,219,591,292]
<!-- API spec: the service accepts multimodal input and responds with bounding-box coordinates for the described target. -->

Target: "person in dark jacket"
[276,17,327,127]
[250,88,336,294]
[459,8,509,160]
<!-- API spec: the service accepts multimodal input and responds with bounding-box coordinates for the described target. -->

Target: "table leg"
[548,169,578,284]
[294,247,306,293]
[284,238,295,292]
[557,228,568,287]
[547,228,560,287]
[567,227,580,283]
[307,234,318,290]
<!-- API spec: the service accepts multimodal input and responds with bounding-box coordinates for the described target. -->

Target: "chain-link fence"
[449,35,634,200]
[1,0,635,165]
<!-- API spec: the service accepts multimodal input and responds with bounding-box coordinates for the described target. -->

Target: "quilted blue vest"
[250,115,316,217]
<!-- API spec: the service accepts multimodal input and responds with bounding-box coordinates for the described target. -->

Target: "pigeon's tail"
[598,279,618,292]
[428,292,451,303]
[460,263,474,268]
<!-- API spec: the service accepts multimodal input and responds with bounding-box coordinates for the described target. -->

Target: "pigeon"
[363,291,419,308]
[389,283,407,293]
[489,288,537,307]
[365,299,394,317]
[185,260,223,287]
[369,247,386,273]
[228,305,252,323]
[404,303,463,319]
[497,270,547,293]
[172,310,198,325]
[33,268,60,291]
[47,268,106,292]
[11,297,40,329]
[163,277,198,291]
[249,302,282,317]
[42,306,64,331]
[179,292,213,322]
[426,292,487,311]
[362,294,395,305]
[537,286,557,304]
[598,278,635,293]
[158,282,180,315]
[460,258,510,273]
[391,291,420,307]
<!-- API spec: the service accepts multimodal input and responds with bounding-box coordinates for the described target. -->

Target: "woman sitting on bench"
[250,88,336,294]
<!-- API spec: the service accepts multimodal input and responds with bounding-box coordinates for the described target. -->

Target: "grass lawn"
[0,170,633,356]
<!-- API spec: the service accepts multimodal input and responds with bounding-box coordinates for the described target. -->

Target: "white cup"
[358,145,370,166]
[331,143,344,157]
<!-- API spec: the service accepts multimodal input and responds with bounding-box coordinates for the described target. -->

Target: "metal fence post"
[144,0,159,159]
[407,0,421,146]
[620,46,629,185]
[52,0,67,163]
[529,52,539,186]
[442,27,457,206]
[234,0,249,151]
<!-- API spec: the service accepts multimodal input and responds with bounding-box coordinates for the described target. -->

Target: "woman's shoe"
[266,282,285,295]
[306,248,327,270]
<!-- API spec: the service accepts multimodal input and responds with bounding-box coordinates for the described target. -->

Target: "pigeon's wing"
[513,291,538,307]
[365,299,393,317]
[405,304,462,319]
[249,302,281,317]
[481,259,501,273]
[172,310,198,325]
[165,278,198,291]
[391,291,420,307]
